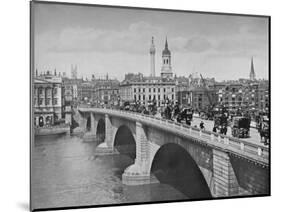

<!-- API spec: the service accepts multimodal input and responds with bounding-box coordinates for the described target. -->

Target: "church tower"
[161,37,173,79]
[249,57,256,81]
[150,36,156,77]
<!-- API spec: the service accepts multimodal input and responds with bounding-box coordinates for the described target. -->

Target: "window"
[149,95,151,100]
[143,88,145,92]
[164,88,166,92]
[53,98,58,105]
[153,88,156,92]
[39,88,43,95]
[139,95,141,100]
[172,94,174,100]
[149,88,151,92]
[158,88,160,92]
[139,88,141,93]
[171,88,174,92]
[134,95,136,100]
[53,88,57,95]
[39,98,43,105]
[143,95,145,100]
[158,95,160,100]
[134,88,136,93]
[46,98,51,105]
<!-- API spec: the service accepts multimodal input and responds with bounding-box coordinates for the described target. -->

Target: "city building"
[71,64,78,79]
[215,81,269,114]
[119,37,176,107]
[80,81,94,102]
[177,87,217,111]
[34,70,63,127]
[92,77,120,107]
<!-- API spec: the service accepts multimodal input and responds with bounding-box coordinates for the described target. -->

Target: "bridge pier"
[213,149,240,197]
[83,113,98,142]
[122,122,152,185]
[95,114,115,154]
[72,110,87,135]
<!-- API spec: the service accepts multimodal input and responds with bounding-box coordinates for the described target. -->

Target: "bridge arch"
[113,125,136,160]
[96,118,105,144]
[86,116,91,131]
[151,143,212,199]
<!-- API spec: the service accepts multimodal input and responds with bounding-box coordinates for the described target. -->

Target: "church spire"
[161,36,172,79]
[165,36,168,49]
[249,57,256,81]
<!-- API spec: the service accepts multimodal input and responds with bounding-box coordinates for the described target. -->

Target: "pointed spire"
[35,68,38,77]
[162,36,171,55]
[54,68,57,76]
[250,56,256,81]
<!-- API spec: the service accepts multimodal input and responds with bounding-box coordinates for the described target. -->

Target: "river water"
[31,134,187,209]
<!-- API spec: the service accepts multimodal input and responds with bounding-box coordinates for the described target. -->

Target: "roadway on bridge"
[191,116,263,145]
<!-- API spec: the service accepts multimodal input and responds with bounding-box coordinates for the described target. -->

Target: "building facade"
[34,71,63,127]
[216,81,269,113]
[120,79,176,107]
[92,79,120,107]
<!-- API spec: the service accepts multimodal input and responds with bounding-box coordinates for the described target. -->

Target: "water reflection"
[31,134,187,209]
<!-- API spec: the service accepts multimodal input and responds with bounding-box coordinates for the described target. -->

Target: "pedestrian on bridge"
[200,121,205,130]
[213,126,217,133]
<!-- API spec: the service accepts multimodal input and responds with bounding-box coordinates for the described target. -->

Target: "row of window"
[134,94,174,101]
[133,87,174,93]
[36,88,58,95]
[35,98,58,106]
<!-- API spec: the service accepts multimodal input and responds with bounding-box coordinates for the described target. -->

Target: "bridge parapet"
[78,107,269,166]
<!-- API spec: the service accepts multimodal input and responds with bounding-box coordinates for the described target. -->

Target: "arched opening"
[96,119,105,144]
[151,143,212,199]
[114,125,136,160]
[46,116,52,126]
[86,116,91,131]
[39,116,44,127]
[111,125,136,179]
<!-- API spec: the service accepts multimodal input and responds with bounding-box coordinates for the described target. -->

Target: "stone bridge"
[75,107,269,199]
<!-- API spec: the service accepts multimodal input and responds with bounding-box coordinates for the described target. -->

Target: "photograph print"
[30,1,270,211]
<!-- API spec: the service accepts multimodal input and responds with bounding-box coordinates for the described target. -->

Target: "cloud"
[184,37,212,53]
[36,22,164,54]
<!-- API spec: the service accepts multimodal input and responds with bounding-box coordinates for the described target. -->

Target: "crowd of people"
[92,101,269,144]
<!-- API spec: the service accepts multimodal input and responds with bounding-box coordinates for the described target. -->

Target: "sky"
[33,2,269,81]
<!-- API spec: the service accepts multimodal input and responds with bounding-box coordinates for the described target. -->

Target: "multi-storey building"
[34,71,63,127]
[216,81,269,114]
[177,87,217,111]
[92,78,120,107]
[80,81,94,102]
[120,79,176,107]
